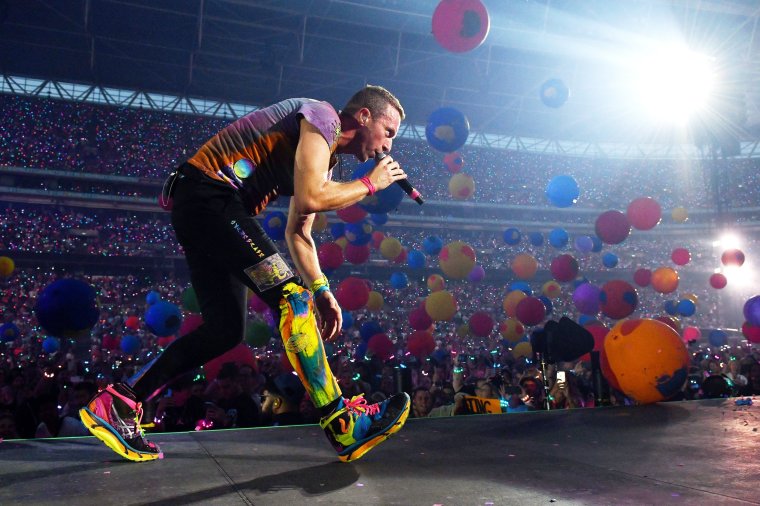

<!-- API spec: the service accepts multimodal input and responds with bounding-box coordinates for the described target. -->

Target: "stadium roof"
[1,0,759,144]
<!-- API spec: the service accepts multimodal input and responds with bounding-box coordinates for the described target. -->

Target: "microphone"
[375,151,424,205]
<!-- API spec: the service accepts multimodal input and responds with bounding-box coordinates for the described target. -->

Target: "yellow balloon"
[682,293,698,304]
[380,237,402,260]
[425,290,458,321]
[439,241,476,280]
[512,342,533,359]
[427,274,446,292]
[502,290,527,317]
[0,256,15,278]
[499,318,525,343]
[542,280,561,299]
[456,324,470,337]
[671,207,688,223]
[365,291,384,311]
[335,236,348,250]
[448,173,475,200]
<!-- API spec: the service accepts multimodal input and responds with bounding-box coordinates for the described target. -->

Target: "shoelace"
[113,401,145,440]
[343,395,380,416]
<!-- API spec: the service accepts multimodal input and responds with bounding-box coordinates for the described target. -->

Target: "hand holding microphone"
[374,151,424,205]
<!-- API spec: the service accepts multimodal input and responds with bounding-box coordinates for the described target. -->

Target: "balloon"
[449,173,475,199]
[35,278,100,338]
[663,300,679,316]
[539,295,553,315]
[633,268,652,287]
[0,256,15,277]
[602,252,619,268]
[545,175,579,207]
[427,274,446,292]
[204,343,257,381]
[120,334,141,355]
[671,248,691,266]
[341,310,354,330]
[601,319,689,404]
[542,281,561,299]
[360,321,384,342]
[548,228,569,248]
[407,330,435,359]
[510,281,532,296]
[539,78,570,108]
[145,301,183,337]
[721,249,745,267]
[425,291,458,321]
[599,280,638,320]
[528,232,544,246]
[671,207,688,223]
[511,253,538,280]
[503,228,522,246]
[595,210,631,245]
[263,211,287,240]
[181,286,201,313]
[439,241,476,279]
[146,290,161,305]
[515,296,545,326]
[344,243,370,264]
[179,313,203,336]
[318,242,344,270]
[709,273,727,289]
[353,161,405,214]
[366,291,384,311]
[741,322,760,344]
[651,267,679,294]
[682,326,701,343]
[390,272,409,289]
[345,220,373,246]
[676,299,696,317]
[654,315,681,333]
[336,204,368,224]
[572,283,601,315]
[409,307,434,331]
[423,236,444,256]
[627,197,662,230]
[335,277,370,311]
[380,237,403,260]
[499,319,525,343]
[743,295,760,327]
[245,320,272,347]
[444,152,464,173]
[124,315,140,331]
[512,341,533,359]
[370,213,388,226]
[574,235,594,254]
[468,264,485,283]
[591,236,603,253]
[41,336,60,354]
[503,290,527,318]
[393,247,408,265]
[550,254,579,282]
[330,222,345,240]
[367,333,394,360]
[469,311,494,337]
[425,107,470,152]
[432,0,490,53]
[407,249,426,269]
[708,329,727,347]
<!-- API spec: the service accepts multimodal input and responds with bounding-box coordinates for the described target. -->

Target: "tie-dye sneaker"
[80,383,163,462]
[320,392,410,463]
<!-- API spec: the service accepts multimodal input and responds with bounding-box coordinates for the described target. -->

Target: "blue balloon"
[341,310,354,330]
[602,252,619,268]
[353,160,405,213]
[572,277,590,289]
[538,295,553,315]
[423,236,444,256]
[390,271,409,289]
[545,175,579,207]
[540,78,570,108]
[664,300,679,316]
[345,220,372,245]
[509,281,532,296]
[360,321,383,342]
[0,322,20,343]
[591,236,603,253]
[549,228,569,248]
[425,107,470,152]
[528,232,544,246]
[355,341,369,360]
[146,290,161,305]
[35,278,100,337]
[708,329,727,347]
[677,299,696,317]
[503,228,521,245]
[120,334,141,355]
[42,336,60,354]
[330,222,345,240]
[407,249,426,269]
[578,315,595,326]
[370,213,388,226]
[263,211,287,241]
[145,301,183,337]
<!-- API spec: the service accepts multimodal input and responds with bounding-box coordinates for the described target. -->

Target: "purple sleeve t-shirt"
[187,98,341,214]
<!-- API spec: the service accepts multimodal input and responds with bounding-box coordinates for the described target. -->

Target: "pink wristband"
[359,176,376,196]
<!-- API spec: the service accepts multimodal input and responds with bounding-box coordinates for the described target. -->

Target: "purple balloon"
[468,264,485,283]
[743,295,760,327]
[573,283,601,315]
[574,235,594,254]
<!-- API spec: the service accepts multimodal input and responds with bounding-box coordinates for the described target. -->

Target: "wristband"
[310,275,330,298]
[359,176,376,196]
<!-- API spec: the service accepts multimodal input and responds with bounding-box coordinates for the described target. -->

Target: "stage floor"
[1,398,757,505]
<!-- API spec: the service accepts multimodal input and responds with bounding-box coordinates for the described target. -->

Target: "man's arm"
[292,120,402,214]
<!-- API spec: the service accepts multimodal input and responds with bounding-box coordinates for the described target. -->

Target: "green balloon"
[246,321,272,347]
[181,286,201,313]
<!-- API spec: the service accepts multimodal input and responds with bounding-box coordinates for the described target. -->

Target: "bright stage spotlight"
[635,45,716,123]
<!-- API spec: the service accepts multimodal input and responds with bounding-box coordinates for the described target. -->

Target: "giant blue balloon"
[549,228,569,248]
[425,107,470,152]
[145,301,183,337]
[263,211,287,241]
[353,161,405,214]
[545,175,579,207]
[423,236,444,256]
[35,278,100,338]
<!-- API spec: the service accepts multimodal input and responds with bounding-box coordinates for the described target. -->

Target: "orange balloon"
[651,267,679,294]
[511,253,538,280]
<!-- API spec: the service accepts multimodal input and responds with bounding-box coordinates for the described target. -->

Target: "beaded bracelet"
[359,176,376,196]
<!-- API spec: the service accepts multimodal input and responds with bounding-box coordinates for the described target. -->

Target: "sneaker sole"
[80,408,162,462]
[338,397,411,463]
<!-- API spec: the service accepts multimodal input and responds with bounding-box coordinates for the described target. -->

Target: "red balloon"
[318,242,344,270]
[595,210,631,245]
[627,197,662,231]
[344,243,370,265]
[550,254,579,282]
[179,313,203,336]
[204,343,257,381]
[432,0,490,53]
[515,296,546,326]
[443,152,464,173]
[742,321,760,344]
[367,333,395,360]
[336,204,367,223]
[125,315,140,331]
[468,311,494,337]
[633,268,652,287]
[600,280,638,320]
[653,315,681,333]
[671,248,691,266]
[371,231,385,249]
[409,307,434,331]
[721,249,745,267]
[407,330,435,359]
[579,324,608,362]
[393,247,408,265]
[709,273,727,289]
[335,277,370,310]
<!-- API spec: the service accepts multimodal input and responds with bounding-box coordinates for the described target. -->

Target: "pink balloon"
[627,197,662,231]
[432,0,490,53]
[709,273,727,289]
[633,268,651,287]
[335,277,370,310]
[683,326,701,343]
[671,248,691,266]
